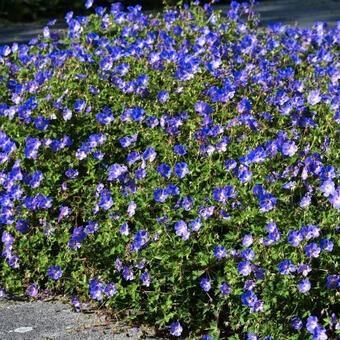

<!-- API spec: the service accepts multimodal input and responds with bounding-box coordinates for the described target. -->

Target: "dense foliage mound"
[0,1,339,338]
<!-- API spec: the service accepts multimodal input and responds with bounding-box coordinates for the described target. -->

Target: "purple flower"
[298,278,311,293]
[300,194,312,208]
[27,170,43,188]
[241,248,255,261]
[140,272,151,287]
[142,147,157,162]
[104,283,117,297]
[131,230,149,251]
[326,275,339,289]
[214,245,227,260]
[170,321,183,337]
[47,265,62,280]
[153,188,168,203]
[71,296,81,312]
[96,111,114,125]
[122,266,134,281]
[200,277,211,292]
[290,316,303,330]
[0,287,5,298]
[220,282,231,295]
[65,168,78,179]
[127,201,137,217]
[26,283,39,297]
[237,98,252,114]
[313,326,328,340]
[174,162,189,179]
[244,280,256,291]
[58,206,71,222]
[189,218,201,231]
[258,192,277,212]
[225,159,237,171]
[16,220,29,234]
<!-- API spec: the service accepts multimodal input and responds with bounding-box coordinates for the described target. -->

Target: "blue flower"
[104,283,117,297]
[277,259,296,275]
[140,272,151,287]
[157,163,171,178]
[122,266,134,281]
[153,188,168,203]
[237,165,252,183]
[173,144,187,155]
[107,163,128,181]
[24,137,41,159]
[85,0,94,9]
[290,316,303,330]
[320,238,333,252]
[326,275,339,289]
[174,162,189,179]
[47,265,62,281]
[238,261,252,276]
[319,180,335,197]
[304,243,321,258]
[307,90,321,106]
[157,90,169,103]
[281,140,298,157]
[170,321,183,337]
[297,278,311,293]
[74,99,86,113]
[306,316,319,334]
[242,234,253,247]
[241,290,257,307]
[213,245,227,260]
[89,278,104,301]
[174,220,190,240]
[200,277,211,292]
[220,282,231,295]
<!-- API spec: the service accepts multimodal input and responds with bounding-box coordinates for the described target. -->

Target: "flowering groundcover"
[0,1,339,339]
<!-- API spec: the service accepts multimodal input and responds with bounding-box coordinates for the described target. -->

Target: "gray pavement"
[0,299,160,339]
